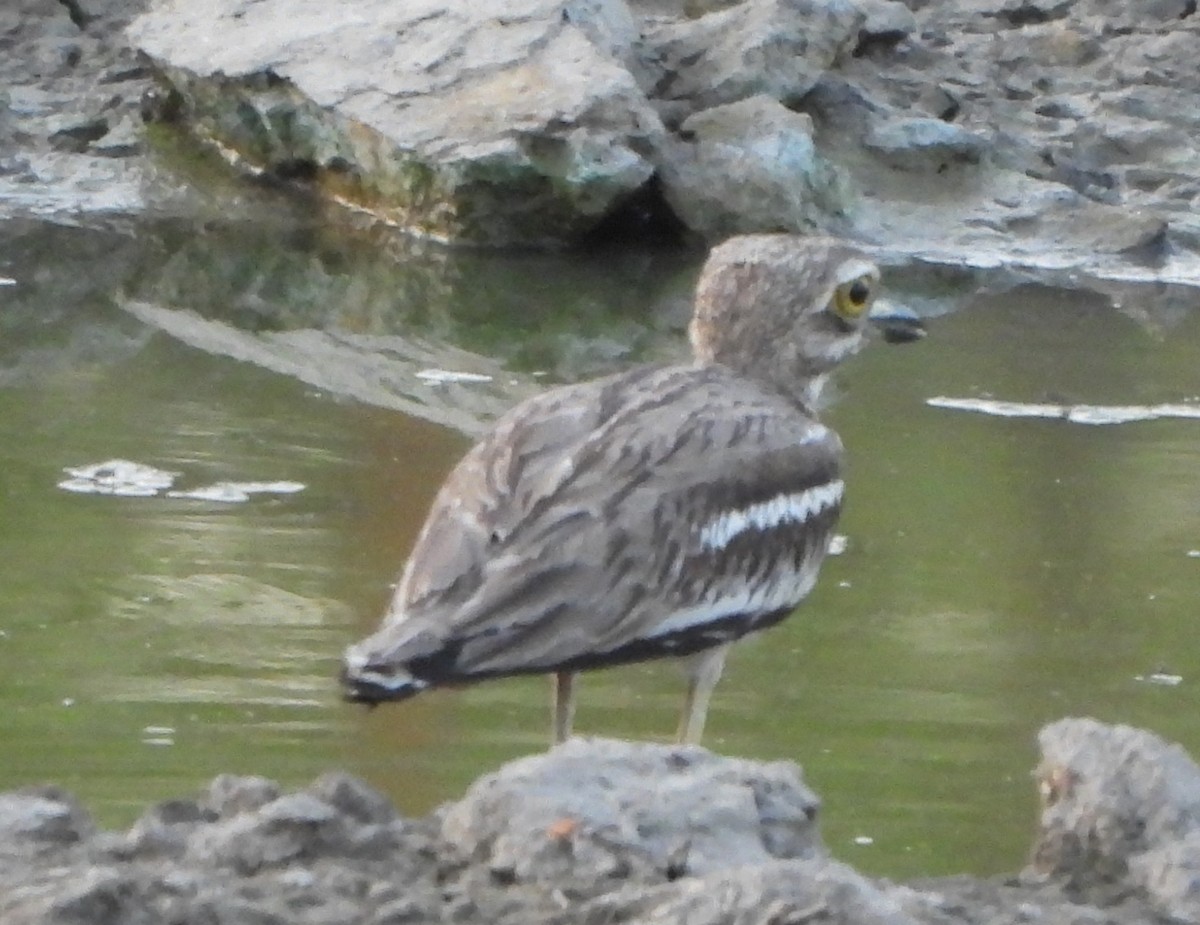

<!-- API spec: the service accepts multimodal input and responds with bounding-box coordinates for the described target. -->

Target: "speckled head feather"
[689,235,880,404]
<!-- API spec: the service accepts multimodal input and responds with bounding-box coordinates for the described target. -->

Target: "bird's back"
[357,362,845,690]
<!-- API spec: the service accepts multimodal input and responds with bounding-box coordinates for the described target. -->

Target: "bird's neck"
[694,357,828,416]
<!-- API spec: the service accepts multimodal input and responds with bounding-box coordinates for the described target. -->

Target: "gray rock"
[0,787,95,850]
[308,772,398,827]
[91,112,142,157]
[572,856,918,925]
[188,791,351,873]
[127,0,664,248]
[43,869,145,925]
[114,799,208,861]
[0,0,161,221]
[204,773,282,818]
[819,0,1200,271]
[865,116,988,171]
[1031,717,1200,920]
[47,114,110,152]
[991,0,1073,26]
[440,736,823,894]
[856,0,919,49]
[645,0,863,117]
[681,0,744,16]
[659,95,854,237]
[979,193,1170,261]
[31,34,85,79]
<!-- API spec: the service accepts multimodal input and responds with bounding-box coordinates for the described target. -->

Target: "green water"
[1,219,1198,880]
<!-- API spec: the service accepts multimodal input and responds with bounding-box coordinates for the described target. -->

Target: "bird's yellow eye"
[833,277,874,319]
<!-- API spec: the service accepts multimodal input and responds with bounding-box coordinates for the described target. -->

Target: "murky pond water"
[1,217,1198,879]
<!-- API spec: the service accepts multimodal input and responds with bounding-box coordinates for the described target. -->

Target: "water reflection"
[0,217,1198,880]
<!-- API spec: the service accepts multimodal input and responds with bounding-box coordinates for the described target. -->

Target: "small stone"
[372,896,434,925]
[865,116,988,171]
[660,95,855,237]
[189,791,353,874]
[91,113,142,157]
[0,787,94,848]
[114,798,208,860]
[309,772,398,826]
[47,116,109,152]
[1034,98,1083,120]
[260,791,340,827]
[993,0,1072,27]
[204,774,281,818]
[49,869,140,924]
[855,0,917,51]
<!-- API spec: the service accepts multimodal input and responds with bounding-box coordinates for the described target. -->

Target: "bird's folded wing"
[387,365,845,677]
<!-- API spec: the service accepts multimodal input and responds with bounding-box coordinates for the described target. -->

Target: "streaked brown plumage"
[341,235,922,744]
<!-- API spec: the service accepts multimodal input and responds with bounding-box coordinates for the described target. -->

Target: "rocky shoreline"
[3,719,1199,924]
[5,0,1200,280]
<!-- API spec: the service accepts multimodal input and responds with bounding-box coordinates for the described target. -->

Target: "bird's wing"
[383,364,844,681]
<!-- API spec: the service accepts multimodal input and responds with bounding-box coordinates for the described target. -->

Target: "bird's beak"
[868,298,926,344]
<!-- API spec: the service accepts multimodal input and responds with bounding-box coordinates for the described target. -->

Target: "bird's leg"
[551,670,577,744]
[676,643,731,745]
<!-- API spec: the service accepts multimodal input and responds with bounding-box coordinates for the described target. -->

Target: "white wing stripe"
[648,560,823,639]
[697,480,844,551]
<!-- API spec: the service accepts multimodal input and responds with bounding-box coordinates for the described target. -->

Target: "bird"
[341,234,923,745]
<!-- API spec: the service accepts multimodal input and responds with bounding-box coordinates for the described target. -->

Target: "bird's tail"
[340,620,442,705]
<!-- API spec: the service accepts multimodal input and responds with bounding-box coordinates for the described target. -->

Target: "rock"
[1069,118,1189,171]
[572,856,918,925]
[0,0,161,221]
[203,773,282,818]
[308,772,398,827]
[1031,718,1200,920]
[47,114,110,152]
[991,0,1073,27]
[681,0,743,17]
[115,799,209,861]
[916,85,961,122]
[865,116,988,172]
[996,23,1102,68]
[0,728,1196,924]
[645,0,863,118]
[658,95,854,237]
[983,192,1170,260]
[188,791,352,873]
[440,737,823,897]
[822,0,1200,270]
[42,869,144,925]
[0,786,95,851]
[855,0,919,52]
[32,33,85,79]
[127,0,665,248]
[91,112,142,156]
[9,0,1200,271]
[902,874,1165,925]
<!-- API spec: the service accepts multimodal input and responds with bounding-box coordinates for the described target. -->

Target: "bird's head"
[688,235,922,406]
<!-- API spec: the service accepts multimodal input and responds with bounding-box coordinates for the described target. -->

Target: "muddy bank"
[1,719,1195,924]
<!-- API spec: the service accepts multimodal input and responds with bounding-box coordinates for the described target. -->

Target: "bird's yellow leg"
[551,670,577,745]
[677,643,731,745]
